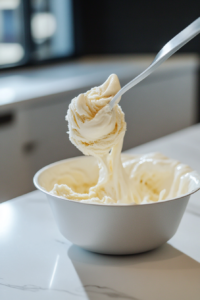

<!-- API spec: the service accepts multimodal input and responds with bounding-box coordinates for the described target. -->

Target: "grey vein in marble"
[187,207,200,218]
[83,285,139,299]
[55,239,69,245]
[0,282,138,299]
[0,282,79,297]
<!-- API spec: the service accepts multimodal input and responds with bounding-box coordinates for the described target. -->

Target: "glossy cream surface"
[49,74,200,204]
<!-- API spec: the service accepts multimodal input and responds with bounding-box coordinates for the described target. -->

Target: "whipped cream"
[50,74,200,204]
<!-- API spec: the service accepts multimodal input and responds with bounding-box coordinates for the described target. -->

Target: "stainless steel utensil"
[109,18,200,109]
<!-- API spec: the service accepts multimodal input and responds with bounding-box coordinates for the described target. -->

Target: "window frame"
[0,0,77,72]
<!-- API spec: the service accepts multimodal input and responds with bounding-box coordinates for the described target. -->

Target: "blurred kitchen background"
[0,0,200,202]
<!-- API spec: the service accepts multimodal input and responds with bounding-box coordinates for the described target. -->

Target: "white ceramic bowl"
[33,155,200,255]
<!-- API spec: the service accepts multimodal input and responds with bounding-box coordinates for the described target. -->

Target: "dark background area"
[73,0,200,122]
[1,0,200,70]
[74,0,200,55]
[1,0,200,119]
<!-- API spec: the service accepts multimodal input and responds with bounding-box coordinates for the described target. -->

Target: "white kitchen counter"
[0,54,198,109]
[0,124,200,299]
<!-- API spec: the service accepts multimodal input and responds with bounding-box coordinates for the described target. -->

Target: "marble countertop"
[1,124,200,299]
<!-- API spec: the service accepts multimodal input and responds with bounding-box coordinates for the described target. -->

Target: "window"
[0,0,74,69]
[0,0,25,67]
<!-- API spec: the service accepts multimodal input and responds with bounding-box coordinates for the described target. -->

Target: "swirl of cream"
[66,74,126,157]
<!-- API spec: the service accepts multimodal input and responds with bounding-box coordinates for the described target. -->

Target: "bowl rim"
[33,155,200,207]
